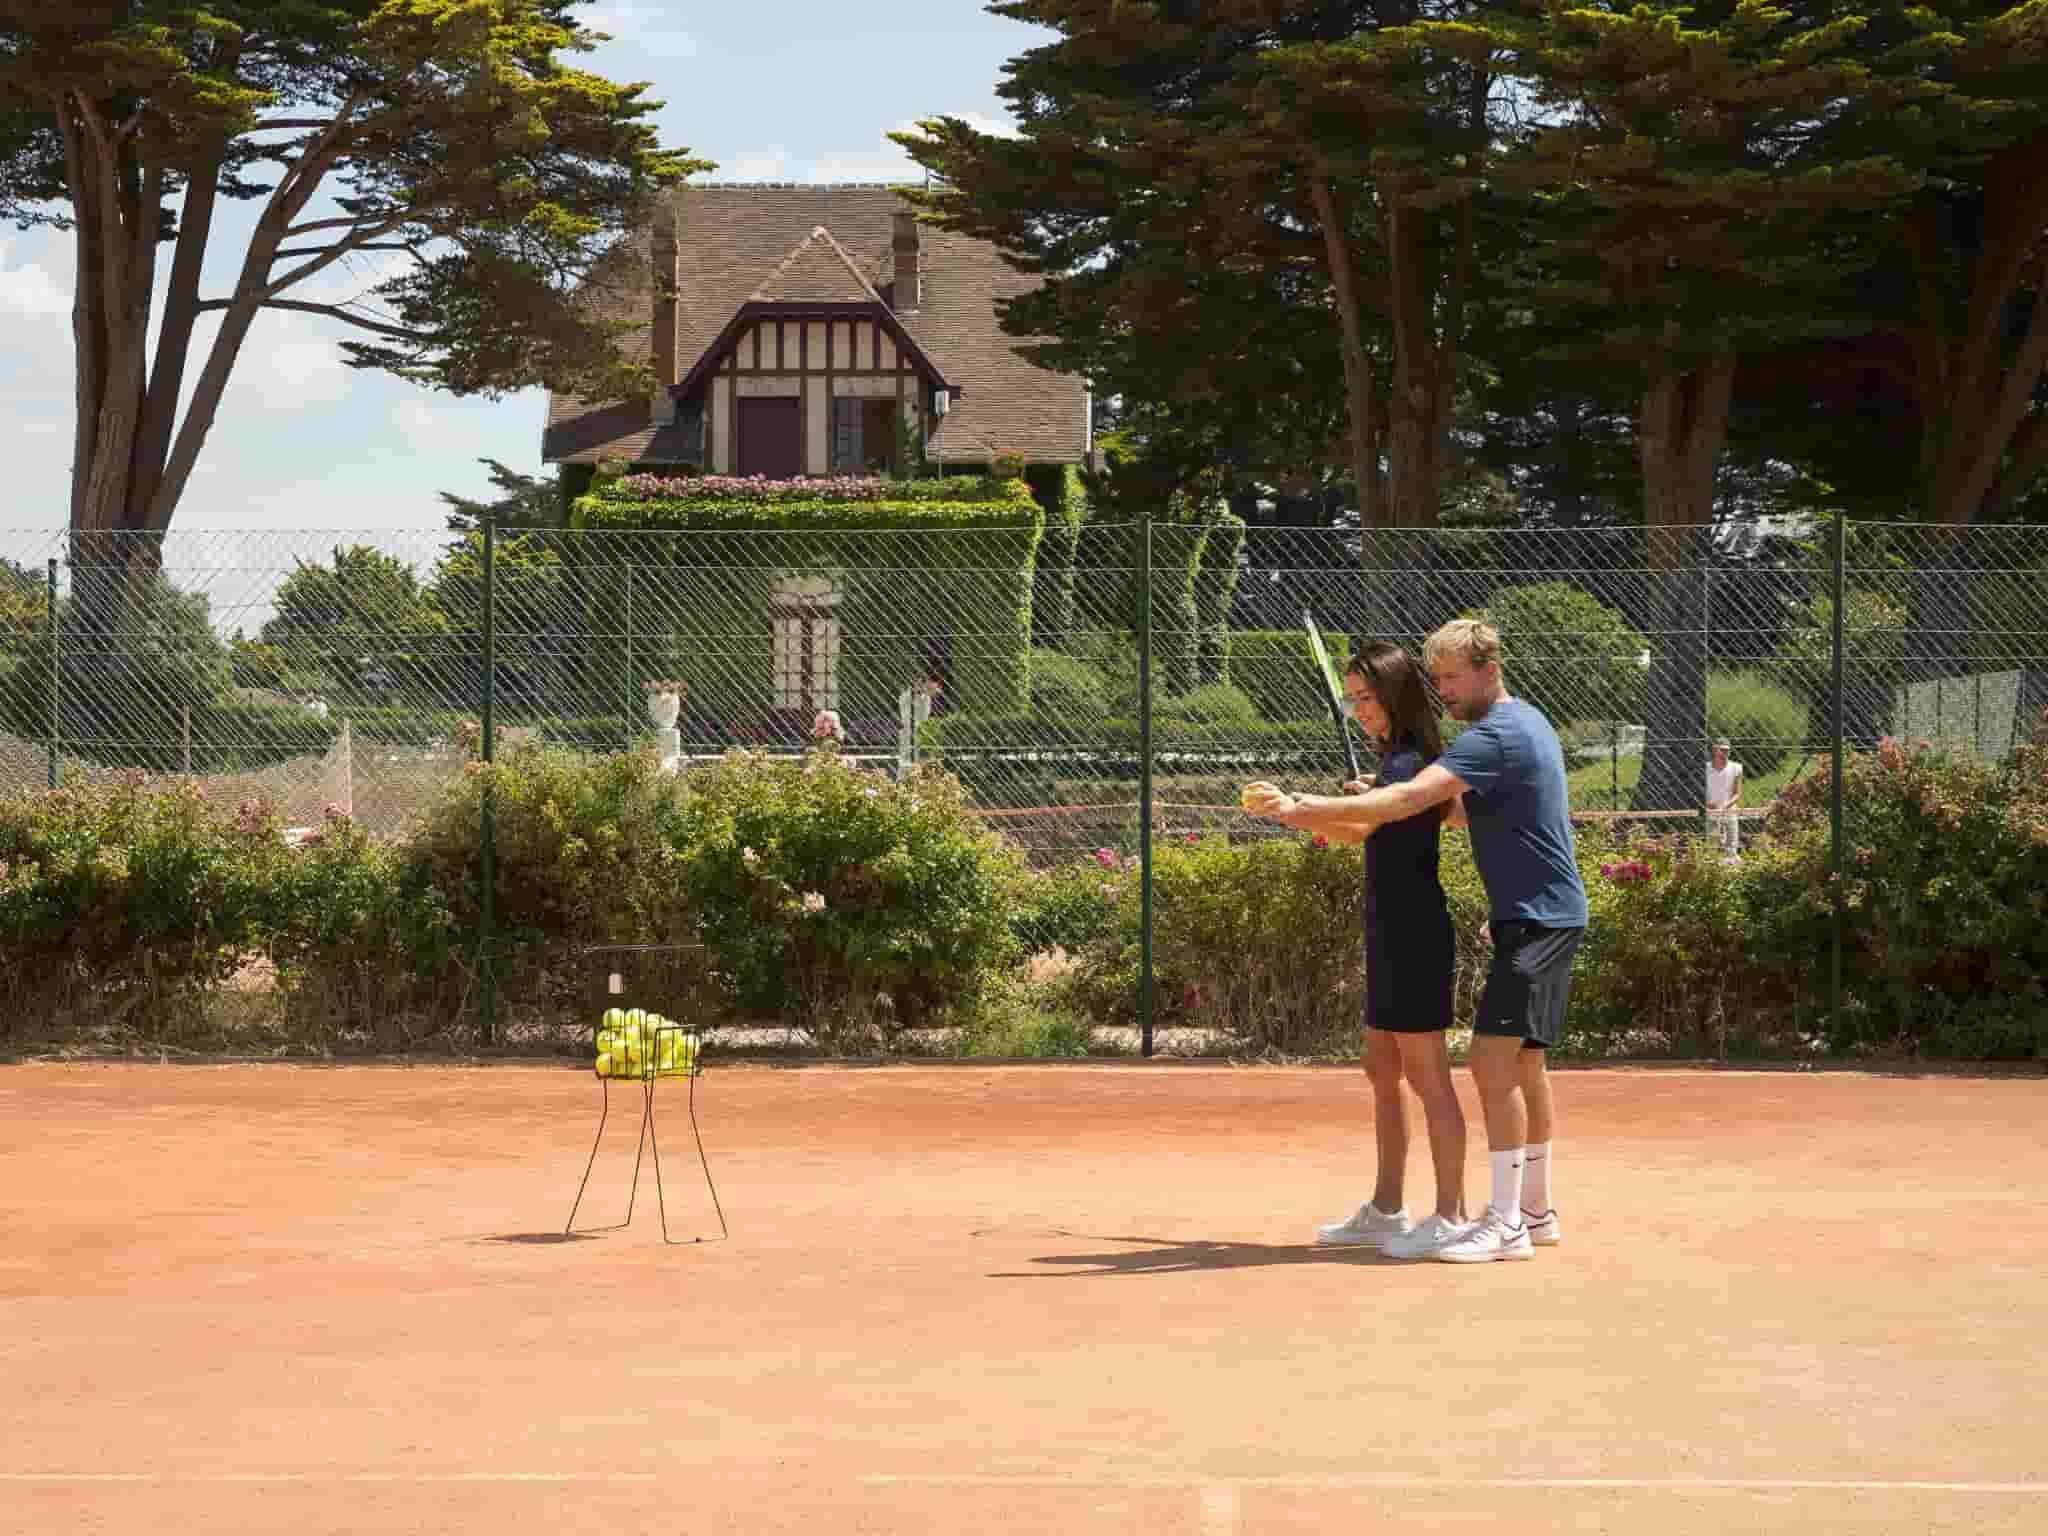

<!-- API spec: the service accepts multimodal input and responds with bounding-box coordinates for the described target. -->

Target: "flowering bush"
[1748,738,2048,1054]
[1061,833,1365,1053]
[0,776,287,1039]
[678,748,1025,1048]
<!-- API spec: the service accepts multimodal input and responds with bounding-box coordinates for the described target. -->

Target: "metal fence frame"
[4,511,2045,1052]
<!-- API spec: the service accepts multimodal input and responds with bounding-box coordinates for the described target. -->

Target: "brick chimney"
[650,194,678,425]
[890,210,920,312]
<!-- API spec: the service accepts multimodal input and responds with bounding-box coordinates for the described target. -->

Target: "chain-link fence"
[2,515,2044,1053]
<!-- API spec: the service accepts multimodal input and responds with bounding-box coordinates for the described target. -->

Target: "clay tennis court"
[4,1062,2043,1534]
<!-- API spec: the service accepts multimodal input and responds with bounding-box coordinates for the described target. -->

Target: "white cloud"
[0,237,72,319]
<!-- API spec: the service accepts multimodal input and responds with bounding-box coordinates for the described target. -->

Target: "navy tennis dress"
[1363,738,1456,1033]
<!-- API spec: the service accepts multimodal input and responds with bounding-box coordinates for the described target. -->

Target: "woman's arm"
[1244,763,1468,837]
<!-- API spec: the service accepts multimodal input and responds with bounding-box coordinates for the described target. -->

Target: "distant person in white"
[1706,738,1743,858]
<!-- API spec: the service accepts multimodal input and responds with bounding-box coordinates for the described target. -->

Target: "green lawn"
[1564,749,1814,813]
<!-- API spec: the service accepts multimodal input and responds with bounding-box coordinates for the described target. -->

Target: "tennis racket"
[1301,607,1361,787]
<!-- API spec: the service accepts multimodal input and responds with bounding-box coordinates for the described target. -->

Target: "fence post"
[623,559,634,751]
[1829,512,1846,1044]
[480,515,498,1045]
[45,557,59,790]
[1138,512,1156,1059]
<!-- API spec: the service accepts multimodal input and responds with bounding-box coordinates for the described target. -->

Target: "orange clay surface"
[3,1062,2044,1535]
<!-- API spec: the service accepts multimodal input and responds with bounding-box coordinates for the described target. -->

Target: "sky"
[0,2,1052,539]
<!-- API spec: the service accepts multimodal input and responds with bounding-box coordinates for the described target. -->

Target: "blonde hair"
[1423,618,1505,674]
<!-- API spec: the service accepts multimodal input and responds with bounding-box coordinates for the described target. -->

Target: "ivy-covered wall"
[569,474,1045,735]
[1023,463,1087,650]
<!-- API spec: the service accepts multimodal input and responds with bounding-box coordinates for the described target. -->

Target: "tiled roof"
[543,183,1089,467]
[749,225,884,304]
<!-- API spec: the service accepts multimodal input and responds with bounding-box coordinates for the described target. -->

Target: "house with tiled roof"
[542,183,1092,479]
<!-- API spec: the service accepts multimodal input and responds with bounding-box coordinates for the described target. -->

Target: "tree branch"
[262,212,414,298]
[284,211,403,238]
[1985,409,2048,521]
[272,242,418,260]
[248,299,426,341]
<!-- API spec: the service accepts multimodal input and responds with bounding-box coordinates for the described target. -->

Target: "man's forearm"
[1285,782,1428,835]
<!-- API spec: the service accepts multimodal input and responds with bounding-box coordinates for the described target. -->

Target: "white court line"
[865,1474,2048,1495]
[7,1472,2042,1495]
[0,1473,660,1484]
[1199,1481,1242,1533]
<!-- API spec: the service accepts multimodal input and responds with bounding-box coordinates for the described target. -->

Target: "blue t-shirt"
[1439,698,1588,928]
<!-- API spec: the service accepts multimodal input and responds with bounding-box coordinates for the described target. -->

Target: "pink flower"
[1310,834,1330,851]
[1183,831,1201,846]
[1094,847,1118,869]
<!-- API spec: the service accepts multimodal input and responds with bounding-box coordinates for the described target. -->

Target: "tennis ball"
[601,1007,625,1032]
[595,1050,618,1078]
[625,1007,646,1033]
[596,1027,620,1056]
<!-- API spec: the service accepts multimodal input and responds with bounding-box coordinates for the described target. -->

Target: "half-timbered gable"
[541,184,1091,477]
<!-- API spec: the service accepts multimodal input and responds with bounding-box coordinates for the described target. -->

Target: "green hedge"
[1194,512,1246,687]
[1025,465,1087,649]
[569,479,1045,721]
[575,476,1038,528]
[1228,629,1351,724]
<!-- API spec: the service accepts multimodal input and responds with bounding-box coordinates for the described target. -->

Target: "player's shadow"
[478,1231,605,1245]
[990,1233,1404,1279]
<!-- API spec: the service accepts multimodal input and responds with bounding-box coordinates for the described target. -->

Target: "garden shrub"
[677,747,1026,1049]
[1062,835,1365,1054]
[1155,683,1261,729]
[1477,581,1646,727]
[0,776,285,1040]
[1749,738,2048,1055]
[1027,648,1112,724]
[1704,669,1806,776]
[1228,629,1350,724]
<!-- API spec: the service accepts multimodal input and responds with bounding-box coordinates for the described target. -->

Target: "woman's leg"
[1396,1030,1467,1222]
[1363,1026,1408,1213]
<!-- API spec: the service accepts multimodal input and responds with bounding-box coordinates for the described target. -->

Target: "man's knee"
[1363,1030,1404,1090]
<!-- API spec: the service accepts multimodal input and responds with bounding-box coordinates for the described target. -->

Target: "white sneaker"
[1315,1202,1410,1249]
[1523,1207,1562,1247]
[1382,1212,1467,1261]
[1431,1207,1535,1263]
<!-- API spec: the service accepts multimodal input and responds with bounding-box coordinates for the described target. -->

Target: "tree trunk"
[1631,351,1735,813]
[1382,188,1445,531]
[1310,177,1385,529]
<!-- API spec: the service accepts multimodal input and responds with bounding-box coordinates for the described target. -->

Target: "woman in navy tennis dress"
[1311,641,1469,1257]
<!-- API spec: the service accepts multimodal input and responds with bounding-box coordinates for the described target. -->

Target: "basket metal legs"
[564,1071,725,1244]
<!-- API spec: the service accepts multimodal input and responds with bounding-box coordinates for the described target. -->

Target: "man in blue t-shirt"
[1243,618,1587,1264]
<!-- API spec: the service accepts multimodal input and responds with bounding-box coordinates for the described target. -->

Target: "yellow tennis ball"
[595,1050,618,1078]
[602,1007,625,1031]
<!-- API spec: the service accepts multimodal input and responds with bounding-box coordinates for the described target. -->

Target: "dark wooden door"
[736,397,803,478]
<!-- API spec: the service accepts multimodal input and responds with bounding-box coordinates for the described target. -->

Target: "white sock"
[1522,1142,1552,1216]
[1490,1149,1525,1226]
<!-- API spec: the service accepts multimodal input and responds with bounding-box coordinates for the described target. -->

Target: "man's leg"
[1520,1047,1561,1245]
[1364,1026,1408,1215]
[1430,1032,1535,1262]
[1469,1032,1529,1213]
[1396,1030,1465,1222]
